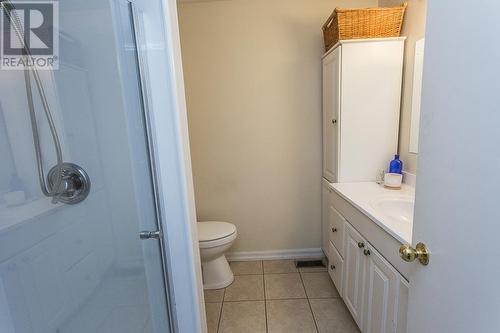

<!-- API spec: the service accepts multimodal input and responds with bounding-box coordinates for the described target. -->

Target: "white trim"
[402,171,416,188]
[226,248,325,262]
[322,37,407,59]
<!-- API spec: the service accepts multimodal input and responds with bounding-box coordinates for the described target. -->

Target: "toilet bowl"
[198,221,237,290]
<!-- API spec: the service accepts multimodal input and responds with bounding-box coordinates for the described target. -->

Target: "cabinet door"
[343,222,366,328]
[362,244,399,333]
[322,182,332,258]
[322,47,341,182]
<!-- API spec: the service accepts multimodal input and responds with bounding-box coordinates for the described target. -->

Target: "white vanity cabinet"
[343,220,407,333]
[362,242,400,333]
[343,222,366,328]
[323,182,346,294]
[322,38,404,183]
[322,182,332,257]
[323,182,410,333]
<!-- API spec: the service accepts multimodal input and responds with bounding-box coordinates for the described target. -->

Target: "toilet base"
[202,254,234,290]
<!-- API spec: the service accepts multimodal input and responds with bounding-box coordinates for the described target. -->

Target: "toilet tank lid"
[198,221,236,242]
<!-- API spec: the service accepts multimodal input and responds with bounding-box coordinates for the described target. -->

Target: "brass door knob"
[399,242,429,265]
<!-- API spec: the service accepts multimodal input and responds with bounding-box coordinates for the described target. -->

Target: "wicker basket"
[322,3,407,52]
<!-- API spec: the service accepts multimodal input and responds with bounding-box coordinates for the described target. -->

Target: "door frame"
[128,0,206,332]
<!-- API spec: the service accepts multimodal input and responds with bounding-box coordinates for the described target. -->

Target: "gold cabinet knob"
[399,242,430,265]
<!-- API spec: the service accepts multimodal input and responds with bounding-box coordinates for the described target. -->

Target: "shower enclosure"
[0,0,191,332]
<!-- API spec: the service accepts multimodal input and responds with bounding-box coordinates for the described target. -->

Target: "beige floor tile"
[310,299,360,333]
[266,299,318,333]
[301,272,339,298]
[204,289,225,303]
[230,261,263,275]
[205,302,222,333]
[219,301,266,333]
[263,260,298,274]
[265,273,306,299]
[224,275,264,301]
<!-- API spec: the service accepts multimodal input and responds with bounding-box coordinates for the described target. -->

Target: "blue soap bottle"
[389,154,403,174]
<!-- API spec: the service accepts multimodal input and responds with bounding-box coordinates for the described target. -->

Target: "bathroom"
[179,0,423,332]
[0,0,498,333]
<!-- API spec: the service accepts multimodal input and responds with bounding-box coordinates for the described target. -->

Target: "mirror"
[409,38,425,154]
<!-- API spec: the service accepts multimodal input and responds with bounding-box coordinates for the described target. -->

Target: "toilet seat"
[198,221,237,249]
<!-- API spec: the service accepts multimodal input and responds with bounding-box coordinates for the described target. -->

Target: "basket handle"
[322,9,338,31]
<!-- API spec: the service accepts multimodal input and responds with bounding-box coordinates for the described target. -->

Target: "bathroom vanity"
[321,36,416,333]
[322,180,414,333]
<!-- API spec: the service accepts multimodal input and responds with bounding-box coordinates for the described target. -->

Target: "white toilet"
[198,221,237,290]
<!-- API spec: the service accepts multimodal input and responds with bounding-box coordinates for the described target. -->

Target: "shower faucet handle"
[47,163,91,205]
[51,177,70,204]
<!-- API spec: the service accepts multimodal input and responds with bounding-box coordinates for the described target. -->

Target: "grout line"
[216,288,225,333]
[263,273,268,333]
[262,296,309,301]
[222,296,336,302]
[299,271,320,333]
[224,297,311,302]
[298,271,309,299]
[223,298,265,302]
[263,271,299,275]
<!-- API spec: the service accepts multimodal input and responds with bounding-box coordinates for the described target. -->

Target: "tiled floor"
[204,259,359,333]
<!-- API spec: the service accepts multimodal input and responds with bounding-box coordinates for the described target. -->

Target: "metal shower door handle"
[139,230,161,240]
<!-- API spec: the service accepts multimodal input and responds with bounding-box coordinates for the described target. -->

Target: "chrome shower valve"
[47,163,91,204]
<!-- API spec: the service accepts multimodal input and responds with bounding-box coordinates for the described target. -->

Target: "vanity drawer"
[328,241,343,294]
[328,205,345,257]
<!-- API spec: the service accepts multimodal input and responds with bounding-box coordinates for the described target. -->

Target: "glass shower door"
[0,1,172,332]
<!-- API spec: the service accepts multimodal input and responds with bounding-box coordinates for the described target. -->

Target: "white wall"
[178,0,377,253]
[379,0,427,174]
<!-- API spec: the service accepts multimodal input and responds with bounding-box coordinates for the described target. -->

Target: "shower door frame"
[129,1,177,331]
[125,0,205,332]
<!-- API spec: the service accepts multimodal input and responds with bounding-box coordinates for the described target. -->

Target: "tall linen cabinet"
[322,38,405,183]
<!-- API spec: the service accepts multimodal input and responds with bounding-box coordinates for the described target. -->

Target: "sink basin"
[372,197,415,224]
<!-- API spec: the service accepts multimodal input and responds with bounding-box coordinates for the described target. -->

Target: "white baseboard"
[226,248,325,261]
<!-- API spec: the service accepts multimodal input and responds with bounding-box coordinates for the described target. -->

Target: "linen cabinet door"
[322,47,341,182]
[343,222,366,329]
[362,244,399,333]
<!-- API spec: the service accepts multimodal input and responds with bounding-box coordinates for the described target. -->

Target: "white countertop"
[329,182,415,244]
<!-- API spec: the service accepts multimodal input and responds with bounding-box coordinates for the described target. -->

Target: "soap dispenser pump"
[389,154,403,174]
